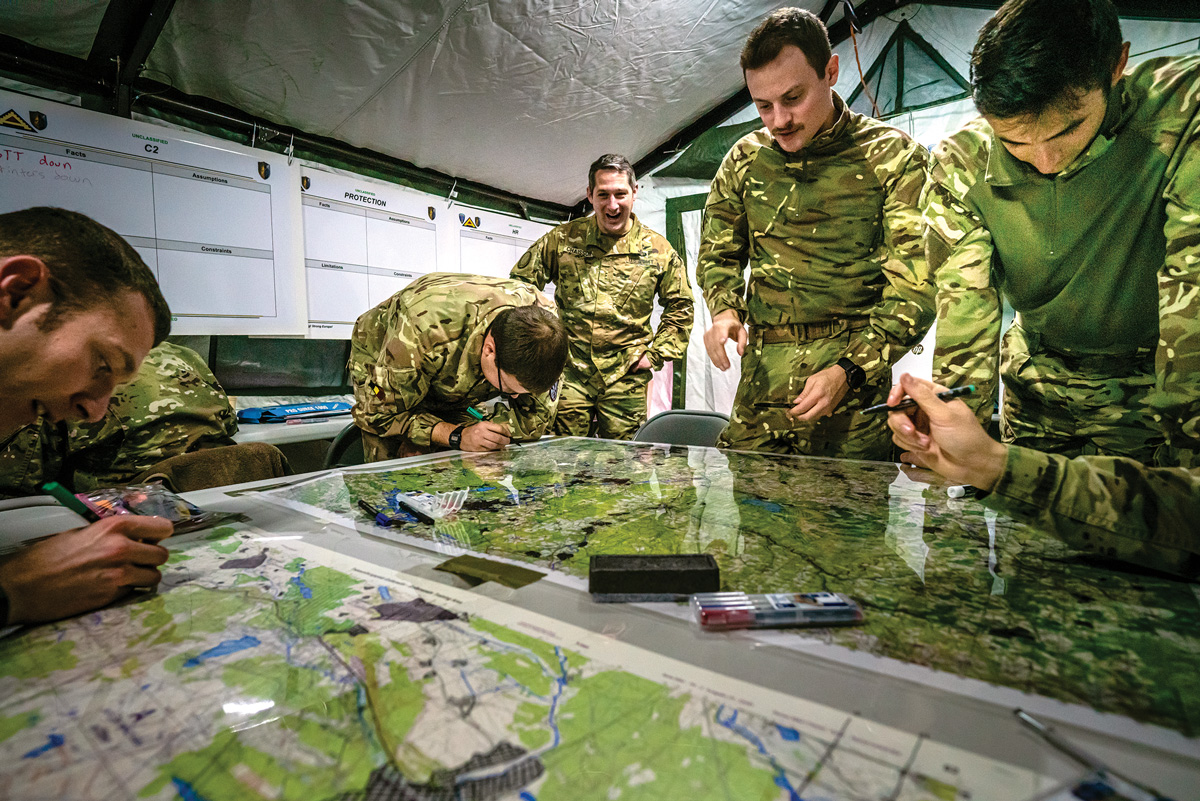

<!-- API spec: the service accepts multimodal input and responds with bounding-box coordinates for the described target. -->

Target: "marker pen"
[40,481,101,523]
[861,384,976,415]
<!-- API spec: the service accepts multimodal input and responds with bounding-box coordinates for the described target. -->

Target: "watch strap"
[835,357,866,390]
[447,425,466,450]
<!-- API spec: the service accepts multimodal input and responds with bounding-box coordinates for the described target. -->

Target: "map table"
[2,438,1197,799]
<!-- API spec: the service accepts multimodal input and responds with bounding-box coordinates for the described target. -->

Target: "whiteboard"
[452,204,551,281]
[0,88,306,335]
[301,168,442,339]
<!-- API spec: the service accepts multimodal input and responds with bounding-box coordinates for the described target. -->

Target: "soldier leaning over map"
[349,273,567,461]
[697,8,933,460]
[0,341,237,497]
[511,154,693,440]
[923,0,1200,469]
[0,206,175,627]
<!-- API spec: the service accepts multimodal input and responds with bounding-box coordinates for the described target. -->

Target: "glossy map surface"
[263,439,1200,737]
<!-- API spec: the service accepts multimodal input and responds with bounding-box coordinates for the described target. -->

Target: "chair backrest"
[323,423,365,468]
[633,410,729,447]
[133,442,292,492]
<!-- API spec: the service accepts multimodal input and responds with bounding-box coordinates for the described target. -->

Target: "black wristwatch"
[836,357,867,390]
[447,425,466,450]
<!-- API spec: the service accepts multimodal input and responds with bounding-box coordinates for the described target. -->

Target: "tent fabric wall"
[636,3,1200,414]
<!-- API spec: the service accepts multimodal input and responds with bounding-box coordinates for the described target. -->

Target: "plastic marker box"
[691,591,864,631]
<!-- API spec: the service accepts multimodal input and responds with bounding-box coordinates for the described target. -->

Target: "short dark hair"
[490,305,567,395]
[0,207,171,344]
[971,0,1123,119]
[741,7,831,74]
[587,154,636,193]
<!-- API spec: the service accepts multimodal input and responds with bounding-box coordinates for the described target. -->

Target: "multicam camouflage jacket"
[510,214,693,388]
[0,342,238,497]
[349,273,559,447]
[924,55,1200,446]
[985,445,1200,578]
[697,92,934,384]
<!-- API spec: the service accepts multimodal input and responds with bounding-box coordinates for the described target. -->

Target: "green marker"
[40,481,101,523]
[465,404,520,446]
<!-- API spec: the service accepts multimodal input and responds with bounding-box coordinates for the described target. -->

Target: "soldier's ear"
[825,53,840,86]
[1112,43,1130,86]
[0,256,51,328]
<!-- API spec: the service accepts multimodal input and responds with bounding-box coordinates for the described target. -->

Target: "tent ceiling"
[0,1,110,60]
[142,0,796,207]
[4,1,1200,211]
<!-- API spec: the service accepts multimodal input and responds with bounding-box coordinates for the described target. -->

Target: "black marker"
[357,499,395,527]
[861,385,976,415]
[754,401,796,409]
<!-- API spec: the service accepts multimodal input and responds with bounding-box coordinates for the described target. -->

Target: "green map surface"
[0,526,1040,800]
[264,439,1200,737]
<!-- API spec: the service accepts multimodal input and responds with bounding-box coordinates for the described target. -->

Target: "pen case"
[691,591,863,631]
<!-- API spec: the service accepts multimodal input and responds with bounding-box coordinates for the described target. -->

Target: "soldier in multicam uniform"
[348,273,567,461]
[511,154,693,440]
[0,341,237,497]
[0,207,174,627]
[698,8,933,459]
[924,0,1200,468]
[888,372,1199,579]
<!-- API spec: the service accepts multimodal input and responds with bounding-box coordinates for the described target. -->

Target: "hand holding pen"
[0,484,172,625]
[459,405,515,450]
[861,384,975,414]
[886,373,1007,492]
[756,384,975,414]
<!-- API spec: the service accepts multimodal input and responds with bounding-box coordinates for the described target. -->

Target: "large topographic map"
[261,439,1200,737]
[0,525,1045,800]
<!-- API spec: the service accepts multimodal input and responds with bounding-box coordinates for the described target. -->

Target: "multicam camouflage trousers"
[999,324,1166,463]
[718,322,892,460]
[552,366,651,440]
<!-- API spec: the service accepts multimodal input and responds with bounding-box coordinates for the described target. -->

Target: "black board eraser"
[588,554,719,598]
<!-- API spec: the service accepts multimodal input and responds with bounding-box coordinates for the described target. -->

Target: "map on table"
[0,525,1049,800]
[259,439,1200,737]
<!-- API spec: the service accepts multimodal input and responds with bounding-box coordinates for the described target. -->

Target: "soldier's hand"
[630,354,654,372]
[461,421,512,451]
[789,364,849,421]
[887,373,1006,490]
[704,310,747,371]
[0,515,173,626]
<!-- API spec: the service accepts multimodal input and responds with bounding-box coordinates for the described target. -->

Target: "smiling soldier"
[511,154,693,440]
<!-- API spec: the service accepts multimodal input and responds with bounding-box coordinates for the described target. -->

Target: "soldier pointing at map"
[348,273,568,460]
